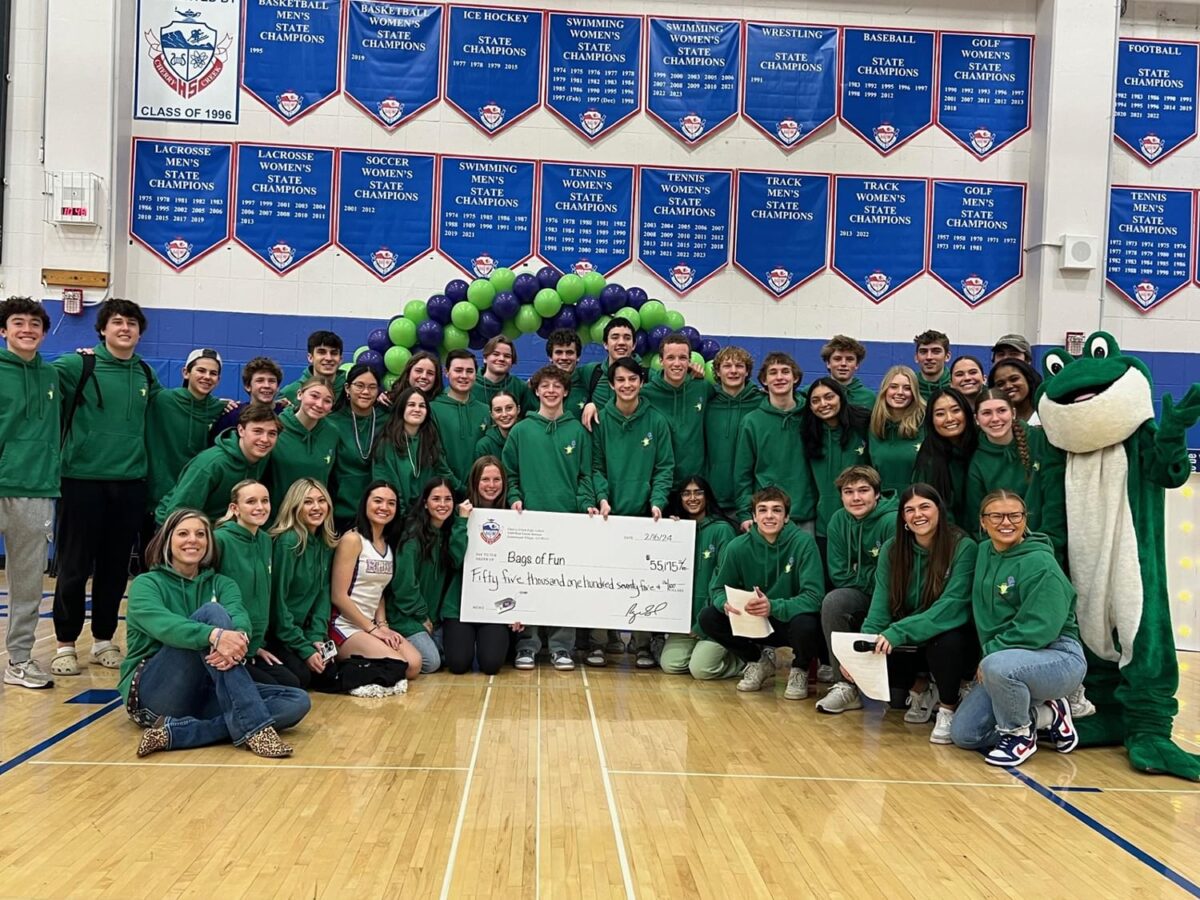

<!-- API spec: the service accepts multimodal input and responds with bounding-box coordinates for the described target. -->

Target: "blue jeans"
[517,626,575,657]
[951,636,1086,748]
[406,629,442,674]
[133,604,311,749]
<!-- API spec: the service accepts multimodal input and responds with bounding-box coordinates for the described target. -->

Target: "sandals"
[89,643,123,669]
[51,649,80,676]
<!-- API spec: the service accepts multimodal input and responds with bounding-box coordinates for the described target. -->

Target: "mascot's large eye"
[1043,349,1071,378]
[1087,333,1116,359]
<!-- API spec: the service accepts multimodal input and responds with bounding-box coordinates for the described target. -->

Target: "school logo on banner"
[647,18,741,146]
[832,176,928,303]
[574,259,595,275]
[473,253,497,277]
[446,6,544,136]
[971,128,995,154]
[1140,134,1163,160]
[437,156,536,277]
[538,162,634,277]
[234,144,334,274]
[929,180,1026,306]
[1135,280,1158,305]
[637,166,732,295]
[1106,186,1194,310]
[336,151,436,281]
[276,91,303,119]
[581,110,605,136]
[372,249,397,275]
[166,238,193,265]
[479,103,506,131]
[1114,39,1199,166]
[865,271,892,297]
[768,267,792,293]
[135,0,240,122]
[872,124,898,150]
[545,13,643,141]
[743,24,838,150]
[269,242,295,269]
[670,264,695,289]
[145,9,231,98]
[734,170,829,299]
[345,3,443,131]
[378,98,404,124]
[241,0,342,123]
[936,33,1034,158]
[776,119,800,146]
[840,28,936,155]
[961,275,988,302]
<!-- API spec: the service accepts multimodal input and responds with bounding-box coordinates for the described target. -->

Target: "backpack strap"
[59,351,96,447]
[587,363,605,403]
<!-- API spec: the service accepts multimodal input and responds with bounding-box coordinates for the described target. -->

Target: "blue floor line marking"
[1050,785,1104,793]
[65,688,122,705]
[0,700,122,778]
[1009,767,1200,896]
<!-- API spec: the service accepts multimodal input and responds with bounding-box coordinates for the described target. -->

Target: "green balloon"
[582,271,606,298]
[664,310,686,331]
[502,320,521,340]
[514,304,543,334]
[384,345,412,375]
[442,324,470,351]
[533,288,563,318]
[489,267,516,293]
[646,353,662,371]
[353,345,370,362]
[451,301,481,330]
[691,351,705,368]
[589,315,612,345]
[339,362,354,373]
[383,373,399,391]
[556,273,585,304]
[614,307,641,332]
[389,316,418,348]
[467,279,496,309]
[576,324,593,347]
[639,300,667,330]
[704,360,716,384]
[404,300,428,324]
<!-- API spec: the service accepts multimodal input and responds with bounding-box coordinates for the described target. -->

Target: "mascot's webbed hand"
[1160,384,1200,435]
[1148,384,1200,488]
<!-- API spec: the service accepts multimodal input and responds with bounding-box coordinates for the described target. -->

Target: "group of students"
[0,295,1085,766]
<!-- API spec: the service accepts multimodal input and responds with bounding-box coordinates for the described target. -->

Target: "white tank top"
[345,536,394,622]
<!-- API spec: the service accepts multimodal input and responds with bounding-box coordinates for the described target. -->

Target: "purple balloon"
[634,330,649,357]
[445,279,469,303]
[417,319,444,350]
[468,328,488,350]
[477,309,503,339]
[512,272,539,302]
[680,326,701,350]
[648,325,671,352]
[576,295,602,325]
[367,328,390,353]
[536,266,563,289]
[699,338,721,361]
[599,284,628,315]
[537,320,556,339]
[426,293,453,325]
[357,349,385,373]
[553,306,578,332]
[492,290,520,321]
[626,286,648,309]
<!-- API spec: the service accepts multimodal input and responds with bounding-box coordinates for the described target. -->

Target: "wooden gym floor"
[1,581,1199,899]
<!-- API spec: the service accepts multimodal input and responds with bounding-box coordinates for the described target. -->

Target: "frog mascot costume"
[1037,331,1200,780]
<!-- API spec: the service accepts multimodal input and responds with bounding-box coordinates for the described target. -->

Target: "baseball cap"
[992,334,1031,356]
[185,348,223,371]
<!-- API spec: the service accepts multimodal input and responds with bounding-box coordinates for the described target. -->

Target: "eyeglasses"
[982,511,1025,524]
[349,382,379,392]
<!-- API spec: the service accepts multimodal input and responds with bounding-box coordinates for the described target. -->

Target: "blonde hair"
[268,477,339,552]
[870,365,925,440]
[214,479,265,527]
[979,489,1029,537]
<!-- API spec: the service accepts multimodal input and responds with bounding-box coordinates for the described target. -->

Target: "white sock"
[1034,704,1054,730]
[92,640,115,653]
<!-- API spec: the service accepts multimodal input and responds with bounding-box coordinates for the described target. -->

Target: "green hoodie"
[592,400,675,515]
[371,433,454,512]
[503,413,594,512]
[145,387,227,510]
[917,369,951,403]
[868,420,923,496]
[733,400,816,524]
[641,372,713,482]
[841,377,876,410]
[563,366,591,420]
[387,530,451,634]
[972,533,1079,657]
[213,521,273,654]
[474,426,508,463]
[707,522,825,618]
[328,406,381,523]
[807,424,870,537]
[0,349,61,498]
[578,360,613,411]
[117,566,249,700]
[703,384,763,511]
[430,393,491,489]
[279,367,346,405]
[438,515,472,621]
[55,344,159,480]
[269,529,334,659]
[862,535,977,645]
[156,430,268,524]
[691,517,736,634]
[826,492,899,592]
[471,372,536,413]
[264,408,338,515]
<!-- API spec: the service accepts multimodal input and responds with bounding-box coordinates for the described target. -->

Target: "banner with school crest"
[832,176,928,303]
[134,0,240,123]
[637,166,732,295]
[437,156,536,276]
[733,171,829,299]
[1113,39,1199,166]
[936,32,1033,158]
[646,18,741,145]
[538,162,634,277]
[445,5,544,135]
[928,180,1025,306]
[742,24,838,150]
[1105,186,1194,311]
[242,0,342,122]
[545,13,643,141]
[130,139,232,269]
[840,27,936,155]
[335,151,436,281]
[234,143,334,274]
[344,2,443,130]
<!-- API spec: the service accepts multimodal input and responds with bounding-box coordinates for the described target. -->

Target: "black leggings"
[441,618,511,675]
[886,624,980,707]
[697,606,825,667]
[246,653,304,688]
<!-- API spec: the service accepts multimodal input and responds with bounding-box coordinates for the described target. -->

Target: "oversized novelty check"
[460,509,696,632]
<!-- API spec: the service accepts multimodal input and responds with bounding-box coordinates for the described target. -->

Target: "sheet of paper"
[831,632,890,701]
[723,586,775,640]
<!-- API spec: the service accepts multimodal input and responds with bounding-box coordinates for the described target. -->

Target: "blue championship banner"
[1114,39,1199,166]
[928,180,1025,306]
[234,143,334,274]
[832,176,928,303]
[647,17,741,146]
[336,150,436,280]
[1105,186,1193,311]
[446,5,543,135]
[438,156,536,277]
[936,32,1033,158]
[637,166,731,295]
[742,23,838,150]
[538,162,634,277]
[545,12,643,141]
[840,27,935,155]
[344,2,443,131]
[733,170,829,299]
[130,138,232,270]
[242,0,342,122]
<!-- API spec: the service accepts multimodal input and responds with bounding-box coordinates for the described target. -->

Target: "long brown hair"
[977,388,1033,479]
[468,455,507,509]
[888,483,965,617]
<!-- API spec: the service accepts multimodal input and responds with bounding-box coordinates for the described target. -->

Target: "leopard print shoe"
[244,726,293,758]
[137,718,170,758]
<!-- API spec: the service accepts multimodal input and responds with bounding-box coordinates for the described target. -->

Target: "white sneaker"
[930,707,955,744]
[388,679,409,695]
[784,668,809,700]
[1067,684,1095,718]
[736,650,777,692]
[4,659,54,689]
[904,682,940,724]
[816,664,835,684]
[816,682,862,714]
[349,683,390,698]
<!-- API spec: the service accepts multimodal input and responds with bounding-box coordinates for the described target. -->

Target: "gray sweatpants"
[820,587,871,673]
[0,498,54,662]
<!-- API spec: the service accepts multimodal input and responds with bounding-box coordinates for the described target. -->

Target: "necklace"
[352,407,377,461]
[405,437,418,477]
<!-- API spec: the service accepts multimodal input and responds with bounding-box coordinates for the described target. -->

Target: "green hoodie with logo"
[279,367,346,405]
[733,400,815,524]
[691,517,736,634]
[0,348,61,498]
[972,532,1079,656]
[703,384,763,511]
[145,387,227,511]
[328,406,380,523]
[118,566,249,700]
[641,371,712,483]
[269,529,334,660]
[471,372,536,414]
[264,408,338,514]
[371,433,455,513]
[862,535,977,645]
[869,420,923,496]
[707,521,825,618]
[55,344,159,481]
[807,423,871,537]
[430,393,491,490]
[213,521,273,654]
[592,400,675,515]
[826,492,899,592]
[563,367,591,420]
[157,430,268,525]
[503,413,594,512]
